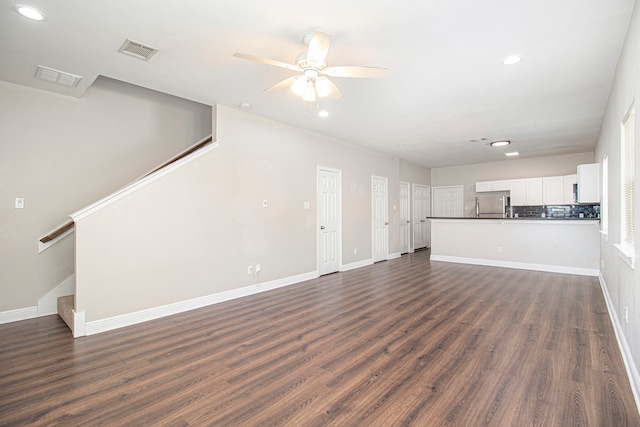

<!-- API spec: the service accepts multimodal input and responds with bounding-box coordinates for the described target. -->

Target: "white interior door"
[432,186,464,217]
[318,168,341,275]
[399,182,410,254]
[413,184,430,250]
[372,176,389,263]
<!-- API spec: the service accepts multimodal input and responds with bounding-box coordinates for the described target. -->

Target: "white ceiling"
[1,0,635,168]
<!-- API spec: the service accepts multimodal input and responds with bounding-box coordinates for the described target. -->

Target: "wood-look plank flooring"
[1,251,639,426]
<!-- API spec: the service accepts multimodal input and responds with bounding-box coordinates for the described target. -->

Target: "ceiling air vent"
[34,65,82,87]
[118,39,158,61]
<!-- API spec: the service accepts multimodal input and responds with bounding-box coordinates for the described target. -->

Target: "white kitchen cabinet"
[475,180,511,192]
[492,180,511,191]
[526,178,543,205]
[475,181,493,192]
[563,174,577,204]
[543,176,564,205]
[577,163,600,203]
[510,179,526,206]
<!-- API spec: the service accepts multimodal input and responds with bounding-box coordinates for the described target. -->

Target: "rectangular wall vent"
[118,39,158,61]
[34,66,83,87]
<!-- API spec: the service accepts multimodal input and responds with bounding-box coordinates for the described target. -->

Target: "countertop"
[428,216,600,221]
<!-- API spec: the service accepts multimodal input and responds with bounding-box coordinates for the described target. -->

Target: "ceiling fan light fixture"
[315,77,332,98]
[291,76,307,96]
[301,81,316,102]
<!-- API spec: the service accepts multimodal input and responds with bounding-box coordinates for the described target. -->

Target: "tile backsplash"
[513,204,600,219]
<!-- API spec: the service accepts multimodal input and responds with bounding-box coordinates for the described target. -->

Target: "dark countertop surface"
[428,216,600,221]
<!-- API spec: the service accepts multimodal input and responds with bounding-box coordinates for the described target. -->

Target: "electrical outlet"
[601,259,605,269]
[15,198,24,209]
[354,248,357,255]
[247,265,253,275]
[625,306,629,323]
[255,264,261,273]
[262,200,268,208]
[497,246,503,253]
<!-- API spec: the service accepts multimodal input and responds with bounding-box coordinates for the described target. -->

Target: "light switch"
[303,201,310,210]
[15,198,25,209]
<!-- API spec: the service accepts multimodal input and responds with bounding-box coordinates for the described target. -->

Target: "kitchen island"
[429,218,600,276]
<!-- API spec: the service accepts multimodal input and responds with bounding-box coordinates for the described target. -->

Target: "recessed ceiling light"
[502,55,522,66]
[318,110,329,118]
[490,140,511,147]
[504,151,519,157]
[16,5,46,21]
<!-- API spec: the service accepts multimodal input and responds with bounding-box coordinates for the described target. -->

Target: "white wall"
[0,77,212,314]
[595,0,640,404]
[72,105,419,324]
[431,152,595,216]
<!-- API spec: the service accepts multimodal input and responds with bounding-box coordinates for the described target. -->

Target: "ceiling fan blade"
[307,30,332,66]
[264,76,297,93]
[322,65,388,78]
[233,53,300,72]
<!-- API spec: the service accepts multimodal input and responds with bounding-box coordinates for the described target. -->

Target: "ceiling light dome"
[16,5,46,21]
[502,55,522,65]
[490,140,511,147]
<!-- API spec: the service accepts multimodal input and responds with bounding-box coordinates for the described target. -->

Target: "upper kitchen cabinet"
[510,178,543,206]
[526,178,544,205]
[563,174,577,204]
[475,180,511,192]
[543,176,564,205]
[510,179,526,206]
[577,163,600,203]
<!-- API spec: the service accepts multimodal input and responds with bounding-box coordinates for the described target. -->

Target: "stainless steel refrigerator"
[475,195,508,218]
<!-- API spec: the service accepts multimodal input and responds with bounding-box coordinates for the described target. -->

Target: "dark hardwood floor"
[1,251,639,426]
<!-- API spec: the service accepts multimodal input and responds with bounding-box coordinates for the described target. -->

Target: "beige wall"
[595,0,639,400]
[431,152,595,216]
[400,160,431,185]
[74,105,416,323]
[0,77,212,313]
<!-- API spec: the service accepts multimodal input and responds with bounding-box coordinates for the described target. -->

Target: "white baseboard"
[83,270,318,336]
[0,306,37,325]
[342,258,373,272]
[599,274,640,414]
[388,252,401,260]
[430,255,599,277]
[37,274,75,316]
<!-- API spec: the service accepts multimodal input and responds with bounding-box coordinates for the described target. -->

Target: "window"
[601,155,608,236]
[617,103,635,268]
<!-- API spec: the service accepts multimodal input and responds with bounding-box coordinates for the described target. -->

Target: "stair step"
[57,295,74,331]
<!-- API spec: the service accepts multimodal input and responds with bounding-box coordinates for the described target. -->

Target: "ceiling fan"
[234,30,387,104]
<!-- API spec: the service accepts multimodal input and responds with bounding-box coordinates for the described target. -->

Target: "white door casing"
[413,184,430,249]
[399,182,410,254]
[372,176,389,263]
[432,186,464,217]
[318,167,341,275]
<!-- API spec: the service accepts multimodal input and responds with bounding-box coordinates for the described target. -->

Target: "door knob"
[320,225,325,230]
[385,222,389,225]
